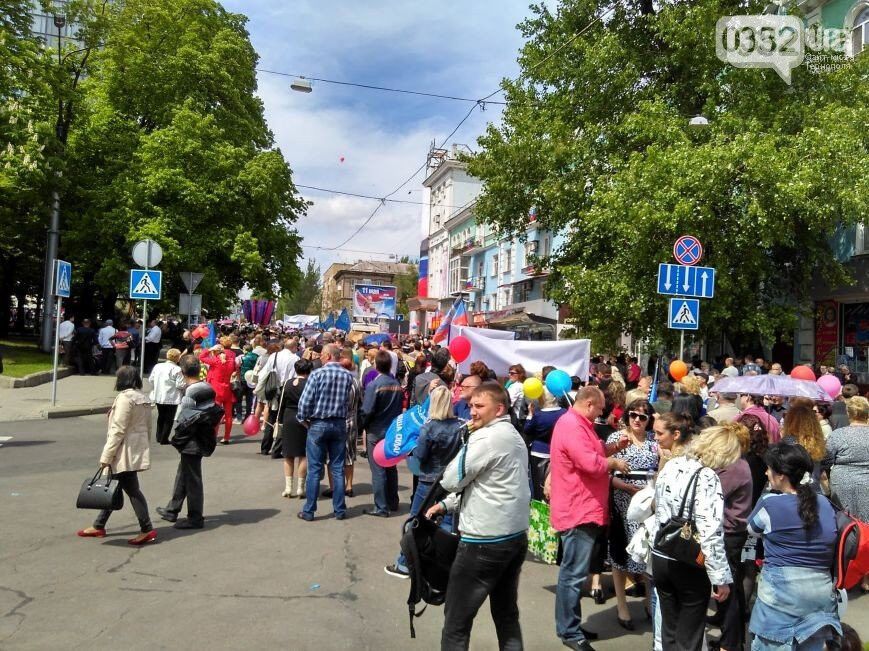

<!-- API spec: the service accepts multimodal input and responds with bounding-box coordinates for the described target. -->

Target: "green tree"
[277,259,321,317]
[468,0,869,347]
[56,0,304,318]
[394,262,418,317]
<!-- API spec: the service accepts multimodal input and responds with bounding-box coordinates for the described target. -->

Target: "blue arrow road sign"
[54,260,71,298]
[669,298,700,330]
[130,269,162,300]
[657,264,715,298]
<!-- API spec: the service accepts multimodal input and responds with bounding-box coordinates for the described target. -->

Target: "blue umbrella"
[363,333,390,345]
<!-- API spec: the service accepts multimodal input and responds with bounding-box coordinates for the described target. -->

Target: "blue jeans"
[555,524,602,643]
[366,437,398,515]
[302,418,347,517]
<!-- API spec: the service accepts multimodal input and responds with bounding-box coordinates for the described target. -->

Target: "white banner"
[455,327,591,380]
[449,324,516,341]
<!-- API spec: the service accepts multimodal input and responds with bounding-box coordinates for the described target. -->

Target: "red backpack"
[832,504,869,590]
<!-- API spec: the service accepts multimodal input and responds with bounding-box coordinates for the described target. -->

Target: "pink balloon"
[243,414,260,436]
[448,336,471,364]
[790,365,816,381]
[817,374,842,399]
[339,156,345,163]
[373,439,405,467]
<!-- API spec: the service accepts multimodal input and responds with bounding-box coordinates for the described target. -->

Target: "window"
[857,222,868,255]
[515,281,532,304]
[503,249,512,275]
[491,255,499,276]
[525,240,539,257]
[853,5,869,55]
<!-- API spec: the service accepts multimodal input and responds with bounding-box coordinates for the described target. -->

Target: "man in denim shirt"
[361,351,404,516]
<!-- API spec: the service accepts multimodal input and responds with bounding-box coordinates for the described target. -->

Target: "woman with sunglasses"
[606,398,658,629]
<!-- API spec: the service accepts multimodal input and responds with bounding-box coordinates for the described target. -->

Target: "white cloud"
[221,1,542,273]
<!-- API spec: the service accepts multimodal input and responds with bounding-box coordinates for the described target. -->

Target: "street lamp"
[40,11,67,352]
[290,77,313,93]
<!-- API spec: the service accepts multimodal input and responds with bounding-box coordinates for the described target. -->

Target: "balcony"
[464,277,486,292]
[521,265,551,277]
[451,237,481,256]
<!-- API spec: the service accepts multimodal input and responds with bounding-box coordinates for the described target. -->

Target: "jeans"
[155,403,178,445]
[441,535,528,651]
[302,418,347,517]
[751,632,830,651]
[366,436,398,515]
[652,554,710,651]
[555,524,602,643]
[165,453,204,524]
[93,471,152,533]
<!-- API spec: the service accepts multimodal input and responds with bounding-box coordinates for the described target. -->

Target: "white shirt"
[58,319,75,342]
[387,350,398,376]
[145,325,162,343]
[149,361,185,404]
[98,326,116,348]
[721,366,739,377]
[269,349,298,384]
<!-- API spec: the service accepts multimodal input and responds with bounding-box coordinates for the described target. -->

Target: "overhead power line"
[296,184,466,209]
[257,69,507,106]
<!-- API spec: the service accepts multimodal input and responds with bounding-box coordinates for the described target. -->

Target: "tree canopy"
[277,258,321,317]
[0,0,305,333]
[468,0,869,348]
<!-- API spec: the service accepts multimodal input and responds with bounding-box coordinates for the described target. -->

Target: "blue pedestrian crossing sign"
[130,269,162,300]
[657,264,716,298]
[669,298,700,330]
[54,260,71,298]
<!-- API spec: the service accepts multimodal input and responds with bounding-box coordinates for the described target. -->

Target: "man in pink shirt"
[547,386,629,651]
[737,393,781,443]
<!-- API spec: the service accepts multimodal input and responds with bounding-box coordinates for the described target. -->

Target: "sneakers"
[384,564,409,579]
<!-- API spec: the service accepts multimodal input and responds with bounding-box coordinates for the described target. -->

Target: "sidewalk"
[0,374,143,421]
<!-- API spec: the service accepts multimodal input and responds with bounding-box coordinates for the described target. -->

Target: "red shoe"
[77,528,106,538]
[127,530,157,546]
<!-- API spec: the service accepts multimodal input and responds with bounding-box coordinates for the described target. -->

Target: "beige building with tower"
[320,260,412,317]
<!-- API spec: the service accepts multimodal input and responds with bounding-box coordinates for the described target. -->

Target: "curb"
[0,367,74,389]
[45,404,113,419]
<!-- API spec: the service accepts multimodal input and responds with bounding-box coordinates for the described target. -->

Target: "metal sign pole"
[140,299,148,379]
[680,331,685,362]
[51,294,62,406]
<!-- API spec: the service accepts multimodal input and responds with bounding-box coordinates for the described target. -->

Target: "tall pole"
[40,21,64,353]
[140,298,147,379]
[680,331,685,361]
[51,273,62,407]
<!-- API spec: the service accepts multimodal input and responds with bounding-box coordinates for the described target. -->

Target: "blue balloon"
[545,369,572,397]
[406,454,422,476]
[383,402,429,459]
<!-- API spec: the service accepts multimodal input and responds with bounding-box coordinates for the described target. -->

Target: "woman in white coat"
[148,348,185,444]
[77,366,156,545]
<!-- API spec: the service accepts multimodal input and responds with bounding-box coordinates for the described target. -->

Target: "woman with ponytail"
[747,443,841,650]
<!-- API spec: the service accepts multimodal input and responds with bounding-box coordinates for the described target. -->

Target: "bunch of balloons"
[522,369,573,400]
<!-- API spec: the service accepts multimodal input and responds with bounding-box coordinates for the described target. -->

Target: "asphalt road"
[0,415,866,650]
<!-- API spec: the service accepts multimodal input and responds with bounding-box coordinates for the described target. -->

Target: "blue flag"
[336,308,351,332]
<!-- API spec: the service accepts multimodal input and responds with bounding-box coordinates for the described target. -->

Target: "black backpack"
[399,430,468,638]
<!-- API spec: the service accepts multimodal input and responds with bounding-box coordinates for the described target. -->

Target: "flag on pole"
[453,300,469,327]
[336,308,351,332]
[432,297,464,344]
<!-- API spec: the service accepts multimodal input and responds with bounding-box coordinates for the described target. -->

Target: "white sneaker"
[384,564,409,579]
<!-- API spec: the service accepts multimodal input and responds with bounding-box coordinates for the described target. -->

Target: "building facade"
[320,260,412,317]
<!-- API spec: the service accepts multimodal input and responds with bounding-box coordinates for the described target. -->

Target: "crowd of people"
[72,319,869,651]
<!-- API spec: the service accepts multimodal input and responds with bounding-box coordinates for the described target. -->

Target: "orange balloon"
[669,360,688,381]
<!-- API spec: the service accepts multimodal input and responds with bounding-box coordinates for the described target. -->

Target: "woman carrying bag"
[77,366,156,546]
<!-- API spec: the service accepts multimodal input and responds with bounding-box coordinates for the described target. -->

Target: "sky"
[219,1,552,274]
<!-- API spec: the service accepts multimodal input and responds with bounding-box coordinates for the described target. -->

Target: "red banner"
[814,300,838,367]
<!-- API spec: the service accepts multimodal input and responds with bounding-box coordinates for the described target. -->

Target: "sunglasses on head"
[628,411,649,422]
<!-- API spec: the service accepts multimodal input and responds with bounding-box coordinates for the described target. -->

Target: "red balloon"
[339,156,345,163]
[242,414,260,436]
[790,365,816,381]
[448,336,472,363]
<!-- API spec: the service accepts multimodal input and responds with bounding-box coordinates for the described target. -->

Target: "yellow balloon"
[523,377,544,400]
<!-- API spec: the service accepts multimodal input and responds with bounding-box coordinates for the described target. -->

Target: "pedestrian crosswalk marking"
[673,301,697,325]
[133,272,159,297]
[57,267,70,293]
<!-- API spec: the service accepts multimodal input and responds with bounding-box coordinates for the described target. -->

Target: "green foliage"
[277,259,321,316]
[0,0,304,327]
[394,263,419,317]
[468,0,869,346]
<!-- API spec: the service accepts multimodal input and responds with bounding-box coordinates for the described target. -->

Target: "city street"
[0,414,867,650]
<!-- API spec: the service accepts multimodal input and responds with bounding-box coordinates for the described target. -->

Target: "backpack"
[261,369,280,402]
[832,502,869,590]
[399,430,468,638]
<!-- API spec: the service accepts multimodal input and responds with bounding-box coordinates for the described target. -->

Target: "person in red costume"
[199,337,237,444]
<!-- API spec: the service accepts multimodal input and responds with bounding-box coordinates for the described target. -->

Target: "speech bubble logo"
[715,15,804,84]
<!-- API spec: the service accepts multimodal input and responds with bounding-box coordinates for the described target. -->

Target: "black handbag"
[76,467,124,511]
[653,467,705,567]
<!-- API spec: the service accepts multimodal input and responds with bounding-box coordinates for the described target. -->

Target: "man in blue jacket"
[361,351,404,516]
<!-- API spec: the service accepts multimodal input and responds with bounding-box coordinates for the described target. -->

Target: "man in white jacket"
[426,381,530,651]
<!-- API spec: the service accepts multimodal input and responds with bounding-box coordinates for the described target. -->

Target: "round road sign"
[132,239,163,268]
[673,235,703,266]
